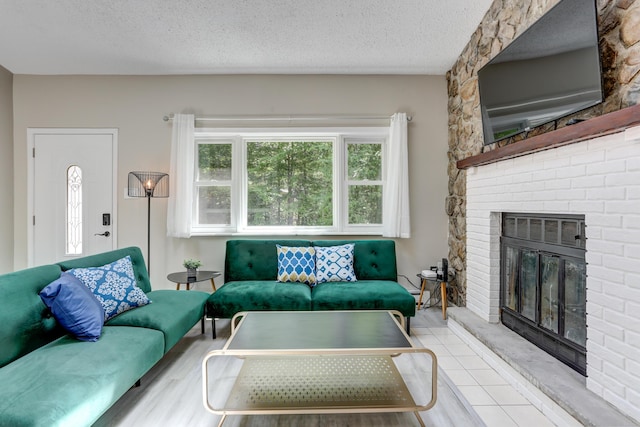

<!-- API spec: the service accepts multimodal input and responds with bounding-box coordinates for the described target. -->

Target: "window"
[66,165,82,255]
[191,128,386,235]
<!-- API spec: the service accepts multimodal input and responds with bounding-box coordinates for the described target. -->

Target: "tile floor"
[412,326,558,427]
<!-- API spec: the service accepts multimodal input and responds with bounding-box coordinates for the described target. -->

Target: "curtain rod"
[162,114,412,122]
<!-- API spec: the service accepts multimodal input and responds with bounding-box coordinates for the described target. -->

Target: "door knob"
[94,231,111,237]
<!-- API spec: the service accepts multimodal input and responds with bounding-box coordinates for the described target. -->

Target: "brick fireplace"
[460,117,640,421]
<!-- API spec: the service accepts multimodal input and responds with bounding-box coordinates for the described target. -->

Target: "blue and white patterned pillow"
[276,245,316,285]
[315,244,357,283]
[68,256,151,321]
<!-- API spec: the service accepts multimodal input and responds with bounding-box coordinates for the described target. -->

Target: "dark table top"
[226,311,413,351]
[166,270,220,283]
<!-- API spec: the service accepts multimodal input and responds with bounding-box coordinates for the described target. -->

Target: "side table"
[167,270,221,291]
[416,274,448,320]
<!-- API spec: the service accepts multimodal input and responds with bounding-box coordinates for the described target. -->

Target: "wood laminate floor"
[93,308,484,427]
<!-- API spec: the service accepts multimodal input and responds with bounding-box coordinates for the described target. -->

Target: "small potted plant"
[183,259,202,279]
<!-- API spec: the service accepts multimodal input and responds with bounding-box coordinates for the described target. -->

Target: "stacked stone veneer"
[446,0,640,305]
[465,125,640,422]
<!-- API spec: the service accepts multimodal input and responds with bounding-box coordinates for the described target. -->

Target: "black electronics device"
[478,0,603,145]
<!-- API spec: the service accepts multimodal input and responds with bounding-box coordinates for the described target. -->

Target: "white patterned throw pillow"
[68,255,151,321]
[314,243,357,283]
[276,245,317,285]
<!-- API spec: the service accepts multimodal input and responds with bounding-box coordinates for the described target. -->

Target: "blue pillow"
[68,255,151,321]
[276,245,317,285]
[39,272,105,342]
[315,243,357,283]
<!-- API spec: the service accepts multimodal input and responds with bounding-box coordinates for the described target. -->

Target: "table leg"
[210,278,217,292]
[417,278,426,310]
[440,281,447,320]
[176,283,182,290]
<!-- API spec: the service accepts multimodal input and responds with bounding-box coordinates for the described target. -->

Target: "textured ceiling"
[0,0,493,75]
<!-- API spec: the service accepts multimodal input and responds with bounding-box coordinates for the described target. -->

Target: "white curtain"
[167,113,195,238]
[382,113,411,238]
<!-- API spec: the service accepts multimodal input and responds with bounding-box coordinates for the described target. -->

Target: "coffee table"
[202,310,437,427]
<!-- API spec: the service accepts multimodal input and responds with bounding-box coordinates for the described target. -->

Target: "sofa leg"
[406,317,411,336]
[135,379,141,387]
[211,317,217,339]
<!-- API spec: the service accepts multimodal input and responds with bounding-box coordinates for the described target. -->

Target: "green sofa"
[0,246,209,427]
[207,239,416,337]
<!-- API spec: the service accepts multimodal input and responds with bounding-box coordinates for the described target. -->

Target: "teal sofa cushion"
[106,289,208,353]
[225,239,312,282]
[0,264,63,368]
[0,326,164,427]
[208,280,312,318]
[57,246,151,293]
[311,280,416,317]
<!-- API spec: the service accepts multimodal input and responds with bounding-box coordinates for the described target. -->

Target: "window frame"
[191,127,387,236]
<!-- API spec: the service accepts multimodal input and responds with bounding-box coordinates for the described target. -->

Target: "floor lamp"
[127,171,169,273]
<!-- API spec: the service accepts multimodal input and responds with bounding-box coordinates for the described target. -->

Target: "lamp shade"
[128,172,169,198]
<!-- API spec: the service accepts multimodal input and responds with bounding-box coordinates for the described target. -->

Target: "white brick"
[585,213,622,227]
[586,300,604,319]
[588,316,624,339]
[628,187,640,199]
[586,159,626,175]
[586,226,602,239]
[543,156,571,170]
[556,188,585,200]
[569,200,604,213]
[587,240,624,256]
[606,200,640,214]
[603,358,640,391]
[628,157,640,171]
[623,388,640,423]
[544,178,571,190]
[603,282,640,303]
[542,201,570,212]
[606,171,640,186]
[604,228,640,244]
[587,187,626,200]
[603,254,640,274]
[591,292,625,311]
[557,164,586,178]
[571,175,606,189]
[585,251,603,266]
[606,144,640,161]
[587,328,605,346]
[571,150,606,165]
[590,342,625,368]
[603,307,629,338]
[626,273,640,288]
[587,276,603,292]
[623,215,640,229]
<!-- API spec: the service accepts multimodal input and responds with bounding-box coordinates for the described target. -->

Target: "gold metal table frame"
[202,310,437,427]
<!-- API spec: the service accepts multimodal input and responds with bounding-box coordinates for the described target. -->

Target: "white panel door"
[31,130,117,266]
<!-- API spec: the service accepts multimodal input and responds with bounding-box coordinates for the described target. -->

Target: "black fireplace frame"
[500,213,587,375]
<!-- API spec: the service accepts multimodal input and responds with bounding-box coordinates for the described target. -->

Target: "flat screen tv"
[478,0,603,145]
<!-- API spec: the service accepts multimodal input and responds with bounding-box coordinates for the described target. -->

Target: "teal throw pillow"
[39,272,105,342]
[315,243,357,283]
[68,255,151,321]
[276,245,316,285]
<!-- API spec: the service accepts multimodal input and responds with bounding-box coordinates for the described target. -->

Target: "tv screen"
[478,0,603,145]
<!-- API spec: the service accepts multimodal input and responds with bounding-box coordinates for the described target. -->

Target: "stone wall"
[446,0,640,305]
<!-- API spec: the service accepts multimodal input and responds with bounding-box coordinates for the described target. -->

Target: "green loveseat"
[0,246,209,427]
[206,239,416,338]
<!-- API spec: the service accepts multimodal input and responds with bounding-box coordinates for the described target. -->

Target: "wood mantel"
[457,104,640,169]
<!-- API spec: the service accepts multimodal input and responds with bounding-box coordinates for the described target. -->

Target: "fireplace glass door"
[500,213,586,375]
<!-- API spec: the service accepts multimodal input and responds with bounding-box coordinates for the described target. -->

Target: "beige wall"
[0,66,13,273]
[13,74,449,289]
